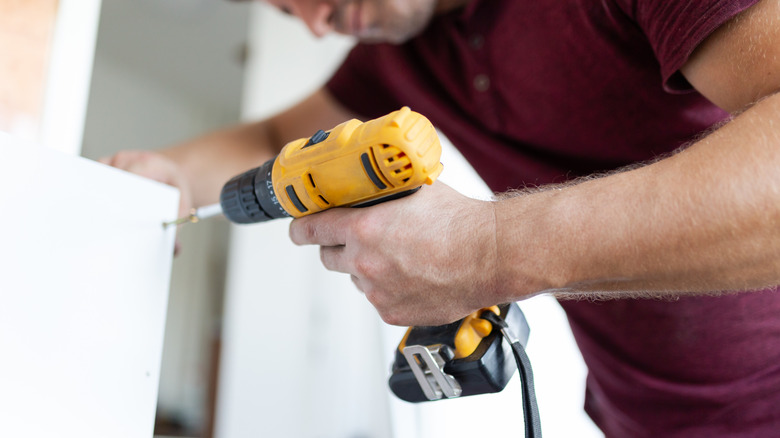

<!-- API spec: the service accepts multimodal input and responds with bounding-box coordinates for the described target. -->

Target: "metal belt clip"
[401,344,462,401]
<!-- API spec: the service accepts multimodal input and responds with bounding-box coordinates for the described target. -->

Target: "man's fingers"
[98,150,193,219]
[99,151,168,183]
[107,150,146,171]
[289,208,352,246]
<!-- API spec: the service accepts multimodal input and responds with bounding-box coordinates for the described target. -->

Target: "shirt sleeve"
[618,0,761,91]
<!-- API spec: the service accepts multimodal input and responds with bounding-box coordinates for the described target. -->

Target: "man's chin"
[358,36,401,44]
[356,29,422,45]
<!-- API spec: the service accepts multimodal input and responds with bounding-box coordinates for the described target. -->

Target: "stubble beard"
[353,0,438,44]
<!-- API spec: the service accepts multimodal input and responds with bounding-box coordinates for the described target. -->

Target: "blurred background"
[81,0,246,435]
[3,0,601,437]
[80,0,364,436]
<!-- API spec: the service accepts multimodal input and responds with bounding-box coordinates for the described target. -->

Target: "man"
[103,0,780,435]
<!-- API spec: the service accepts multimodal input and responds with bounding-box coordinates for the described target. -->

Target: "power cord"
[481,310,543,438]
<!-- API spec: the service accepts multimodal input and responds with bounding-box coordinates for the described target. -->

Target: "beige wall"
[0,0,58,138]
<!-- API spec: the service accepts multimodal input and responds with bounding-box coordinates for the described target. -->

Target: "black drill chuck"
[219,159,290,224]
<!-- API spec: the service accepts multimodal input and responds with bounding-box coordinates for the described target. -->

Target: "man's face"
[266,0,440,44]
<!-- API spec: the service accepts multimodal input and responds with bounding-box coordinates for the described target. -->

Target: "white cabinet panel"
[0,134,178,437]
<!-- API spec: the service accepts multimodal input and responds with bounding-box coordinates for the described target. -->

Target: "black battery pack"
[388,302,529,403]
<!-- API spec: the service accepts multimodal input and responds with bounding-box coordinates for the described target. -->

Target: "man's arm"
[681,0,780,112]
[289,0,780,326]
[102,88,357,214]
[510,0,780,298]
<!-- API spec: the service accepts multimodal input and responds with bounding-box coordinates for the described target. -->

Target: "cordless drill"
[218,106,443,223]
[195,107,537,429]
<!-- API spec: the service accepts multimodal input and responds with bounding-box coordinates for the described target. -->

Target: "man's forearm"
[496,92,780,300]
[160,121,281,207]
[158,88,358,207]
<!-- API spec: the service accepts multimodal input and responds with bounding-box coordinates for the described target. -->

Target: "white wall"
[215,5,385,437]
[81,0,249,433]
[217,3,602,438]
[240,3,356,120]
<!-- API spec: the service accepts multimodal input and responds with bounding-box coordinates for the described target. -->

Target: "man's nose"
[297,1,335,37]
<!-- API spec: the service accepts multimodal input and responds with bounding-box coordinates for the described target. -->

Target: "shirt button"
[468,34,484,49]
[473,74,490,91]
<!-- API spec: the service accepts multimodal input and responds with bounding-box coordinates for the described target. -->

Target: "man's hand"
[99,150,194,220]
[289,182,500,326]
[99,150,194,254]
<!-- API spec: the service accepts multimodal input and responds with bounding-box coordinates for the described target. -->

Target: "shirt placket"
[459,19,501,132]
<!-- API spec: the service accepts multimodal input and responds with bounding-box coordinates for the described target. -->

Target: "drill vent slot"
[378,145,413,184]
[394,162,412,174]
[305,173,330,206]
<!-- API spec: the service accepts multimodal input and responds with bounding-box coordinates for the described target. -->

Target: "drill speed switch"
[220,107,444,224]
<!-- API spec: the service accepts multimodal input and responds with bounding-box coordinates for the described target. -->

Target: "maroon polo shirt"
[327,0,780,436]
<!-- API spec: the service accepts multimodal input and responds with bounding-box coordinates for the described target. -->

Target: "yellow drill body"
[219,107,444,223]
[274,106,443,217]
